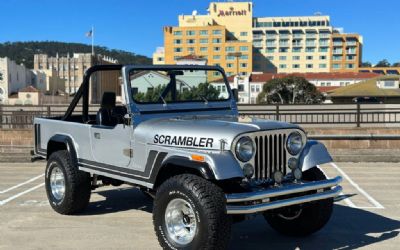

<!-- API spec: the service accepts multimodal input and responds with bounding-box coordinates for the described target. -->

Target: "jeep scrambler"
[33,65,342,249]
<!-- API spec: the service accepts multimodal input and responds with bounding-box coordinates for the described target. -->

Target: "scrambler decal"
[154,134,213,148]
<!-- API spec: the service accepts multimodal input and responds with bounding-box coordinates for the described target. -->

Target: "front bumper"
[226,176,342,214]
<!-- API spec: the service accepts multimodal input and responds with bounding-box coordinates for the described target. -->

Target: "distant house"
[329,75,400,103]
[8,85,42,105]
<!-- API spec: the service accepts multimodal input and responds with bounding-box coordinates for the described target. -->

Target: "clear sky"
[0,0,398,64]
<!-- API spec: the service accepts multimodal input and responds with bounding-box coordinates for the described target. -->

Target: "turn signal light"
[191,154,205,162]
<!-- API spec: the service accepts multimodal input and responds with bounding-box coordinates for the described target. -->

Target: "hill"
[0,41,152,68]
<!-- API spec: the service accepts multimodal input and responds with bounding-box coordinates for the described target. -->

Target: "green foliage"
[0,41,152,69]
[392,62,400,67]
[361,61,372,67]
[375,59,390,67]
[0,72,2,81]
[134,82,222,103]
[257,76,324,104]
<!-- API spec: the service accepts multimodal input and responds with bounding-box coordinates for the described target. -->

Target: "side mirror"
[232,88,239,102]
[123,113,132,126]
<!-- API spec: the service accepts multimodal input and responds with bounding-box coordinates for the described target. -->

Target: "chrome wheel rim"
[165,198,197,246]
[50,164,65,201]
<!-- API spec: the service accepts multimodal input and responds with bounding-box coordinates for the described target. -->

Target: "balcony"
[266,43,277,47]
[319,42,330,47]
[266,35,277,39]
[333,50,343,55]
[292,43,303,47]
[319,33,330,38]
[279,34,290,39]
[306,34,317,39]
[253,42,263,48]
[293,34,303,39]
[279,43,290,47]
[333,42,343,46]
[347,41,357,46]
[346,49,357,55]
[306,42,316,47]
[253,34,264,40]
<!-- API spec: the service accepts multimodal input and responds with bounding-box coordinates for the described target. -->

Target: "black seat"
[96,92,116,126]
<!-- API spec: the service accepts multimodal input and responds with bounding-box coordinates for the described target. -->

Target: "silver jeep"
[33,65,342,249]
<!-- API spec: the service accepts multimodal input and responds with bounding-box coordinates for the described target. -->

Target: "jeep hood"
[134,116,301,151]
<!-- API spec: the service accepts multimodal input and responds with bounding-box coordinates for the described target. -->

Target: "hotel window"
[200,38,208,44]
[240,63,247,68]
[333,64,341,69]
[279,48,288,53]
[212,30,222,35]
[187,47,195,52]
[240,32,248,36]
[199,30,208,36]
[238,84,245,92]
[239,46,248,52]
[266,48,275,53]
[173,31,182,36]
[251,85,256,93]
[226,55,235,60]
[213,55,221,60]
[213,47,221,52]
[256,85,261,92]
[292,48,301,53]
[227,72,234,76]
[174,47,182,52]
[319,63,327,68]
[319,47,328,52]
[227,63,233,68]
[187,39,195,44]
[292,56,300,60]
[306,64,313,68]
[267,56,274,60]
[200,47,208,52]
[346,55,355,60]
[306,56,313,60]
[293,64,300,69]
[333,55,342,61]
[186,30,196,36]
[212,38,221,44]
[320,55,327,60]
[305,47,315,52]
[225,46,235,52]
[240,55,249,60]
[279,56,287,60]
[173,56,180,60]
[279,64,287,69]
[213,71,221,76]
[346,63,354,69]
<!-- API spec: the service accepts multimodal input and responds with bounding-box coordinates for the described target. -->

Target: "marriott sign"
[217,7,247,17]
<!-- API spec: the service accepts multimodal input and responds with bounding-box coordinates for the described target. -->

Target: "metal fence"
[1,104,400,129]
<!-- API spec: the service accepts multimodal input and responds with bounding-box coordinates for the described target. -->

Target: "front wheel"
[264,167,334,236]
[153,174,231,249]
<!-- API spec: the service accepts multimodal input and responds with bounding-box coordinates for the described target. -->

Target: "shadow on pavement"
[229,204,400,249]
[79,187,153,215]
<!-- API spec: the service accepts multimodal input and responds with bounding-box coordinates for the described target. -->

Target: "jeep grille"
[254,133,288,180]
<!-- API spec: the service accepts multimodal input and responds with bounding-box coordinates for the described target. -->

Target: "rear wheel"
[153,174,231,249]
[45,150,91,214]
[264,167,334,236]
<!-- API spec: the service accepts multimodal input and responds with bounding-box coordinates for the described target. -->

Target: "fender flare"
[298,140,333,172]
[47,134,78,165]
[160,155,215,180]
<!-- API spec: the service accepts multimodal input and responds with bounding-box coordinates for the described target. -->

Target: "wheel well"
[47,141,67,160]
[153,164,204,189]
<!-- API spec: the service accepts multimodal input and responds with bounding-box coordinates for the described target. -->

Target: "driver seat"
[96,92,116,126]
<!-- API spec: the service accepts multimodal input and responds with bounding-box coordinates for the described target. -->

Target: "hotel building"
[155,2,363,75]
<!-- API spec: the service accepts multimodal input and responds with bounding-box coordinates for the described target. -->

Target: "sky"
[0,0,399,64]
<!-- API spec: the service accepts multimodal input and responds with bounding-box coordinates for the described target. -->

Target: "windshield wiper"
[142,76,167,106]
[177,79,209,105]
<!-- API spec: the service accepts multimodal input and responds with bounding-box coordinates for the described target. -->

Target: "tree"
[392,62,400,67]
[257,76,324,104]
[0,72,2,81]
[361,61,372,67]
[375,59,390,67]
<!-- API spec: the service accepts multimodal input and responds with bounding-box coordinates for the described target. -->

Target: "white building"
[0,57,32,104]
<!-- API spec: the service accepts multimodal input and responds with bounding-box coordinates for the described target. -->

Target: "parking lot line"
[0,183,44,206]
[0,174,44,194]
[330,163,385,209]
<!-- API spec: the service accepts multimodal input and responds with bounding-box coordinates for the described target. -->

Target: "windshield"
[129,69,230,104]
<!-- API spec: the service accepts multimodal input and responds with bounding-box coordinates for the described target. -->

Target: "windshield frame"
[126,65,232,105]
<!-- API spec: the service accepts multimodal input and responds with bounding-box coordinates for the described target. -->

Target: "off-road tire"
[153,174,231,250]
[264,167,334,236]
[45,150,91,214]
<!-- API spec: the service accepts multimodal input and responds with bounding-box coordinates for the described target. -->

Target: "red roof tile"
[317,86,341,93]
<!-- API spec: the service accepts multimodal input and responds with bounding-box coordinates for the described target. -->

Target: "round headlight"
[235,136,254,162]
[286,132,303,155]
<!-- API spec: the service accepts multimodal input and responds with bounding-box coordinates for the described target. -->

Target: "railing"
[1,104,400,129]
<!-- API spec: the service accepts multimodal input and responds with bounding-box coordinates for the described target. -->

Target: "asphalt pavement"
[0,162,399,250]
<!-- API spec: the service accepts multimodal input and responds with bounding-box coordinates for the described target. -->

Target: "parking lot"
[0,162,399,250]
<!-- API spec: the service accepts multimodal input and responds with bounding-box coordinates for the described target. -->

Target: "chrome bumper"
[226,176,342,215]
